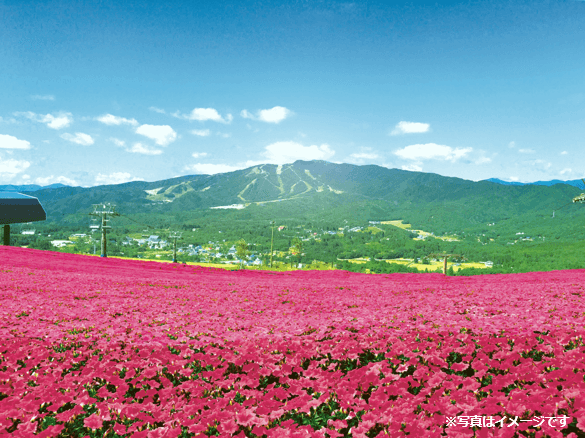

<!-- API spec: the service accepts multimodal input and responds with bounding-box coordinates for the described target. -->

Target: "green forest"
[11,203,585,276]
[7,160,585,276]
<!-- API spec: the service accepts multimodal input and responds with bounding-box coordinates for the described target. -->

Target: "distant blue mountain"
[484,178,525,186]
[0,183,68,192]
[485,178,585,189]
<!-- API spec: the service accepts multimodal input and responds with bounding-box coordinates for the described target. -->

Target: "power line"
[551,180,585,218]
[117,213,154,230]
[119,213,184,262]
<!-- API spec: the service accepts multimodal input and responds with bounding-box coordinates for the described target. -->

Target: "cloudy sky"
[1,0,584,187]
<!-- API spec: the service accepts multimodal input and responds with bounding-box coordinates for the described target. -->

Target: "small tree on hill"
[290,237,303,268]
[236,239,249,269]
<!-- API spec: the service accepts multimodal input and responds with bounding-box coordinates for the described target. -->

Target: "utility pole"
[270,221,275,268]
[89,204,119,258]
[428,253,463,275]
[2,225,9,246]
[169,231,182,263]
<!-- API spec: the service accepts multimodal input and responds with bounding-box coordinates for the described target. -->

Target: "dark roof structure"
[0,192,47,225]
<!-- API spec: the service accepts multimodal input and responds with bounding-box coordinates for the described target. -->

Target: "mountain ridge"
[484,177,585,188]
[20,161,584,234]
[0,183,68,192]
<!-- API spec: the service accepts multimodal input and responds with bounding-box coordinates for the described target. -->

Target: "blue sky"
[1,0,584,187]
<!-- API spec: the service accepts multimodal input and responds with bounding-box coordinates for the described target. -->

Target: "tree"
[30,238,52,251]
[290,238,304,268]
[236,239,249,269]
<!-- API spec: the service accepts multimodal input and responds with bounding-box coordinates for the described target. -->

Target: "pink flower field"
[1,247,584,438]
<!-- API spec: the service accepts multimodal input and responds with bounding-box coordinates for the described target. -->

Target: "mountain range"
[15,161,584,233]
[0,183,68,192]
[484,178,585,188]
[6,176,581,193]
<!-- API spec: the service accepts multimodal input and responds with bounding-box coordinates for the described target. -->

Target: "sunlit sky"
[1,0,584,187]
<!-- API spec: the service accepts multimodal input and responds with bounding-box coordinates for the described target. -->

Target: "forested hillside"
[10,160,585,276]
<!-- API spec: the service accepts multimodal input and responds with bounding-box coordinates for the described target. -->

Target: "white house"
[51,240,73,248]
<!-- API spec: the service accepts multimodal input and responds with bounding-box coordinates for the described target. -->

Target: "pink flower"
[396,364,409,373]
[83,414,103,430]
[218,419,239,434]
[36,424,64,438]
[451,362,469,372]
[236,408,268,427]
[147,427,169,438]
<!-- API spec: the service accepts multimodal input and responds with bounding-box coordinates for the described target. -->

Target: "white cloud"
[192,152,208,158]
[519,148,535,154]
[0,116,17,124]
[96,114,138,126]
[16,111,72,129]
[529,159,551,170]
[149,106,166,114]
[346,148,379,164]
[0,134,31,149]
[95,172,144,185]
[390,121,430,135]
[30,95,55,101]
[350,152,379,160]
[561,151,568,155]
[0,158,30,176]
[174,108,232,123]
[263,141,335,164]
[127,143,163,155]
[109,137,126,147]
[191,129,211,137]
[560,168,572,176]
[44,114,72,129]
[61,132,95,146]
[259,107,291,123]
[135,124,177,146]
[394,143,471,162]
[508,141,516,148]
[401,164,423,172]
[185,163,244,175]
[475,156,492,164]
[185,140,335,176]
[217,132,231,138]
[241,106,293,124]
[509,176,520,182]
[34,175,78,186]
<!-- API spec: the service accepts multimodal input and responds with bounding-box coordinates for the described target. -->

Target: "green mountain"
[0,183,68,192]
[26,160,585,234]
[485,177,585,188]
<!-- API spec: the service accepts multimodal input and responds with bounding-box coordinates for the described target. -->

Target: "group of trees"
[16,208,585,275]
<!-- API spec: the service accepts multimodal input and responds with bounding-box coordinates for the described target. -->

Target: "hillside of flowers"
[1,247,585,437]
